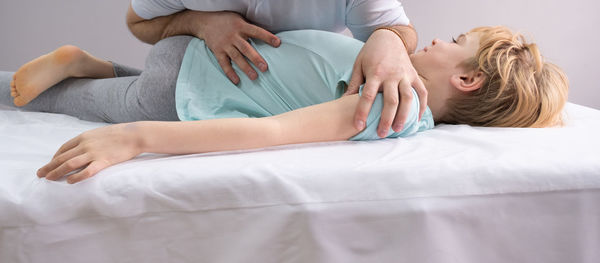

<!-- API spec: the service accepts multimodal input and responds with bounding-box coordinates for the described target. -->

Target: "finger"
[354,78,382,130]
[226,46,258,80]
[45,153,92,181]
[53,136,80,159]
[66,160,107,184]
[392,79,414,132]
[39,146,83,178]
[215,52,240,84]
[412,75,428,120]
[244,23,280,47]
[344,61,364,96]
[234,38,268,72]
[377,81,400,137]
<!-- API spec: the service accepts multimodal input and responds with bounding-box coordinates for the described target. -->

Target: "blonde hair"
[442,26,569,128]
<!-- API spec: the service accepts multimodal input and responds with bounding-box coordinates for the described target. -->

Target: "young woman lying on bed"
[2,26,568,184]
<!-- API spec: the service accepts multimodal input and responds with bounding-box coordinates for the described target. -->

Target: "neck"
[418,75,445,123]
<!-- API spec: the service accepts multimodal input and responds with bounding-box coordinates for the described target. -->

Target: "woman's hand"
[199,11,281,84]
[344,28,427,138]
[37,123,144,184]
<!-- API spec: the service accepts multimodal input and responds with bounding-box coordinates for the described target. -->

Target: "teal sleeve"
[349,87,434,141]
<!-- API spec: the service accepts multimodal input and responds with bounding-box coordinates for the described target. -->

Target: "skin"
[125,3,422,138]
[10,46,114,106]
[32,32,485,184]
[411,32,485,118]
[126,6,280,84]
[344,26,426,138]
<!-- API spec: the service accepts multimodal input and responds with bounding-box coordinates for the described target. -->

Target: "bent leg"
[113,62,142,77]
[10,45,115,107]
[0,36,193,122]
[1,69,147,122]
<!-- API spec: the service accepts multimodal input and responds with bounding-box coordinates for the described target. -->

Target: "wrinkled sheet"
[1,103,599,263]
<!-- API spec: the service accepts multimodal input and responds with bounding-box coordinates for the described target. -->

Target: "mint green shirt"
[176,30,433,140]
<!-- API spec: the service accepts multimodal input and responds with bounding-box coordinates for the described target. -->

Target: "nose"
[432,38,440,45]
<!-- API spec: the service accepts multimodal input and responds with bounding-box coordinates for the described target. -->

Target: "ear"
[450,70,485,92]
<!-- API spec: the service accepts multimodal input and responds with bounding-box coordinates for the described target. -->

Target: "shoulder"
[349,88,434,141]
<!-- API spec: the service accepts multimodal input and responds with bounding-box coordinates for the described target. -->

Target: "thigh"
[133,36,195,121]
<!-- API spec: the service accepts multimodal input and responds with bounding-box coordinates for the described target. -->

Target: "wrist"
[375,27,409,52]
[373,25,417,54]
[126,121,149,154]
[162,10,206,40]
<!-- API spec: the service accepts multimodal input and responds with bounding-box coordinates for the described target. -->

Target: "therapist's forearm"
[389,24,418,54]
[127,5,207,44]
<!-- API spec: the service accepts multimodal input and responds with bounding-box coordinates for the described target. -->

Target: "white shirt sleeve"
[345,0,410,42]
[131,0,186,20]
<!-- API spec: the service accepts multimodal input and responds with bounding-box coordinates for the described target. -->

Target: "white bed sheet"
[1,103,599,263]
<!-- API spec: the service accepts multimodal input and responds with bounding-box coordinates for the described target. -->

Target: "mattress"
[1,103,599,263]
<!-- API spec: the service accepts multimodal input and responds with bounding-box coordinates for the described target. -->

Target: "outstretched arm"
[37,95,363,183]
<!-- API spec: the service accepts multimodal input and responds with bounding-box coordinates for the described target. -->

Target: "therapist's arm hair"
[126,4,202,44]
[387,24,418,54]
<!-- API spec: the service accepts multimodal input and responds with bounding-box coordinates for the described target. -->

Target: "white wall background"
[1,0,598,109]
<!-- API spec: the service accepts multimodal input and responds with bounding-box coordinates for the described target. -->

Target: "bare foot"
[11,45,93,106]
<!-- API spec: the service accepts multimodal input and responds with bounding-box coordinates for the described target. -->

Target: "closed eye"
[452,37,457,44]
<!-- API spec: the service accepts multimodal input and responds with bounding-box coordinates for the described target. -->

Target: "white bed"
[1,103,599,263]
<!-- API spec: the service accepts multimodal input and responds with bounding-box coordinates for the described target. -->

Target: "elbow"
[126,4,159,44]
[128,22,160,45]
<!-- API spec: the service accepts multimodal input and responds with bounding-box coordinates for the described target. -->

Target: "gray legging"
[0,35,194,123]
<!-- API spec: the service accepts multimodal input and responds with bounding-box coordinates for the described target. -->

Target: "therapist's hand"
[200,11,281,84]
[344,28,427,138]
[37,123,143,184]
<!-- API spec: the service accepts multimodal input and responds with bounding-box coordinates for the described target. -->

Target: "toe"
[10,81,19,97]
[13,97,27,107]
